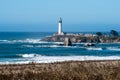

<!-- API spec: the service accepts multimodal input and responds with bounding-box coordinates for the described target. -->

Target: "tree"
[110,30,119,37]
[96,32,102,37]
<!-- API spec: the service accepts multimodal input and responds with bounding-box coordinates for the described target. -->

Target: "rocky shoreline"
[42,35,120,43]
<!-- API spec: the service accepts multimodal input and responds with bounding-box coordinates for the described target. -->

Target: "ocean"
[0,32,120,64]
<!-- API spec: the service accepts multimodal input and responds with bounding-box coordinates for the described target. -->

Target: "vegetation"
[110,30,119,37]
[0,61,120,80]
[96,32,102,37]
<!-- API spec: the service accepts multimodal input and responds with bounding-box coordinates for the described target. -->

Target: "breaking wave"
[21,45,120,52]
[86,47,103,51]
[107,47,120,51]
[22,45,78,48]
[17,54,42,58]
[0,39,41,43]
[0,39,65,44]
[0,56,120,64]
[0,39,51,44]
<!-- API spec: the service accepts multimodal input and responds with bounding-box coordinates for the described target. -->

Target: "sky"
[0,0,120,32]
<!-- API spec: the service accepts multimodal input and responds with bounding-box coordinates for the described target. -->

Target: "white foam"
[0,56,120,64]
[17,54,41,58]
[22,44,78,48]
[0,39,42,44]
[0,39,65,44]
[0,40,9,42]
[13,39,41,43]
[86,47,103,50]
[107,47,120,51]
[24,39,42,43]
[0,40,10,43]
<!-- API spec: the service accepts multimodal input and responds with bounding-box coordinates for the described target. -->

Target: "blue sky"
[0,0,120,32]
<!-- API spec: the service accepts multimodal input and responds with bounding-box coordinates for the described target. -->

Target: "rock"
[84,43,95,47]
[64,38,72,46]
[42,34,120,43]
[71,37,77,43]
[77,40,81,43]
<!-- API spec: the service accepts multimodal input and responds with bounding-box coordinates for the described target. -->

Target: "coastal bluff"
[42,34,120,43]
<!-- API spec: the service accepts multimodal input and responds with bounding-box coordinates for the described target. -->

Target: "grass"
[0,60,120,80]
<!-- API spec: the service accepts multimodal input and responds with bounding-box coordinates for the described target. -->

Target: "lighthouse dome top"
[59,17,62,23]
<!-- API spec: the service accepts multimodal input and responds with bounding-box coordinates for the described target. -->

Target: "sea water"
[0,32,120,64]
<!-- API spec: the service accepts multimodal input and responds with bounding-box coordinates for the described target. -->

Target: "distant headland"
[42,18,120,43]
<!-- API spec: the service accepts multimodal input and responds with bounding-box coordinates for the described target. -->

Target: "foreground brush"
[0,60,120,80]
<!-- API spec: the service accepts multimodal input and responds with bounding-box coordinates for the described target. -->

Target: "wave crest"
[107,47,120,51]
[17,54,41,58]
[0,39,42,43]
[1,56,120,64]
[86,47,103,51]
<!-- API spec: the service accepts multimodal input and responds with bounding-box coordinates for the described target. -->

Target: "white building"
[58,18,64,35]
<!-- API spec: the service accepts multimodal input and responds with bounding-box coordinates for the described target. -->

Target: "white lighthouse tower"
[58,17,64,35]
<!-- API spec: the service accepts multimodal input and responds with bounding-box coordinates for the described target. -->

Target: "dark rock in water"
[64,38,72,46]
[58,44,64,46]
[84,43,95,47]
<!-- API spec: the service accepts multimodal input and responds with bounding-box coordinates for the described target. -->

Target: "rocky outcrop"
[64,38,72,46]
[42,35,120,43]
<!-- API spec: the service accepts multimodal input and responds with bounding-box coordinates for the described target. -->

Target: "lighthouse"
[58,18,64,35]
